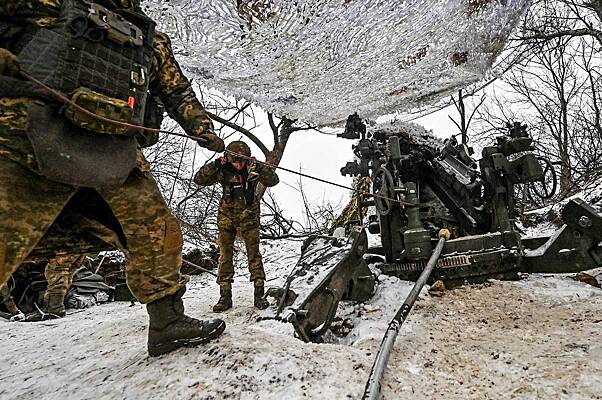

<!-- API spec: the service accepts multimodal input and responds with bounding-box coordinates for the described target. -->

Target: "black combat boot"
[24,293,66,322]
[147,286,226,357]
[212,288,232,313]
[254,285,269,310]
[0,298,23,320]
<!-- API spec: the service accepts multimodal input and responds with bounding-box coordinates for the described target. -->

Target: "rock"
[574,273,600,288]
[429,280,446,297]
[330,317,354,336]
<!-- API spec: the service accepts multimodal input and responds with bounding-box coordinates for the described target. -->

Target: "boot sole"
[148,320,226,357]
[22,313,64,322]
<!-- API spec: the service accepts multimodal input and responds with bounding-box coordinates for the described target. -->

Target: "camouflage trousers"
[217,202,266,289]
[44,254,86,298]
[0,281,11,304]
[0,155,188,304]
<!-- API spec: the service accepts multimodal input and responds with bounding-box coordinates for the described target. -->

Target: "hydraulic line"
[362,229,450,400]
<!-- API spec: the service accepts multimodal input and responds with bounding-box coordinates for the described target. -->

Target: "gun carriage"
[266,114,602,343]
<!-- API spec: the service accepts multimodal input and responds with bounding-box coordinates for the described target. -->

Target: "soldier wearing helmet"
[194,141,279,312]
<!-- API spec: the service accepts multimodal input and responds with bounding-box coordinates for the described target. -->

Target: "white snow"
[514,274,602,300]
[1,238,601,399]
[367,119,444,149]
[326,274,417,347]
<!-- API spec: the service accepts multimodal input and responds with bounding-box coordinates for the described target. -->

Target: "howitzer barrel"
[362,229,450,400]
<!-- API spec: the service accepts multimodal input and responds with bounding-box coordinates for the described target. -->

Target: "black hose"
[362,229,449,400]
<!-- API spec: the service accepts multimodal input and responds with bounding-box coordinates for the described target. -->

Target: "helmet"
[225,141,251,162]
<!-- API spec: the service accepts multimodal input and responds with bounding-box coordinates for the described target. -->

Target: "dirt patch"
[376,276,602,399]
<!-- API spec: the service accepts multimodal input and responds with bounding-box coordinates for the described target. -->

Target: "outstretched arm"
[149,32,223,152]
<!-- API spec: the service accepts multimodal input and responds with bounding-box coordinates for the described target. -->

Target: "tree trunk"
[559,156,572,195]
[256,117,296,199]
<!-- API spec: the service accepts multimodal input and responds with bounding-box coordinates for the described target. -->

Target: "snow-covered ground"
[1,240,601,399]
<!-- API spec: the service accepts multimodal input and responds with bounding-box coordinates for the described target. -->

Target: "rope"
[19,72,413,207]
[182,259,218,277]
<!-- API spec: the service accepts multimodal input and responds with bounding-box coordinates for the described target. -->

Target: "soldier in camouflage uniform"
[24,254,86,321]
[0,255,82,321]
[1,0,226,356]
[194,141,279,312]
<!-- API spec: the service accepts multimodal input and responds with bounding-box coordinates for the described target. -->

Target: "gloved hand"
[197,132,225,152]
[213,156,227,169]
[0,48,19,77]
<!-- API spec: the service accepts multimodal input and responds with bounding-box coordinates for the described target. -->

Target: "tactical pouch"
[136,96,164,147]
[26,101,137,188]
[64,87,134,135]
[17,0,156,127]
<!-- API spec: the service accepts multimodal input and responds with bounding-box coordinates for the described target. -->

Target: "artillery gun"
[264,114,602,344]
[338,115,602,399]
[339,114,602,284]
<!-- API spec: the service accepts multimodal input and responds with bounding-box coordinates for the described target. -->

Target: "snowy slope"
[1,238,601,399]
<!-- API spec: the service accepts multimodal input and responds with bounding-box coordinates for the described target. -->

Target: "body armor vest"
[1,0,158,187]
[221,165,257,206]
[16,0,156,133]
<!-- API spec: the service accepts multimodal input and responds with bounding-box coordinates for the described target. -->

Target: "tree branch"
[206,110,270,156]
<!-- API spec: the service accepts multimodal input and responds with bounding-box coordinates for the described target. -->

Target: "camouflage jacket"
[0,0,213,169]
[194,157,279,208]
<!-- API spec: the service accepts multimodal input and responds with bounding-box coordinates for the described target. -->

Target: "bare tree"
[472,0,602,200]
[259,184,341,240]
[448,90,486,145]
[521,0,602,46]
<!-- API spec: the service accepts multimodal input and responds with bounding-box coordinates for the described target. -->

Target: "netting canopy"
[144,0,529,126]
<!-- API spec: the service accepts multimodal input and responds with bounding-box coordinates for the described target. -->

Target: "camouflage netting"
[143,0,530,125]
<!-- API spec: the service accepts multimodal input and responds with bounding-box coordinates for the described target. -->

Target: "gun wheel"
[372,166,395,216]
[528,156,557,201]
